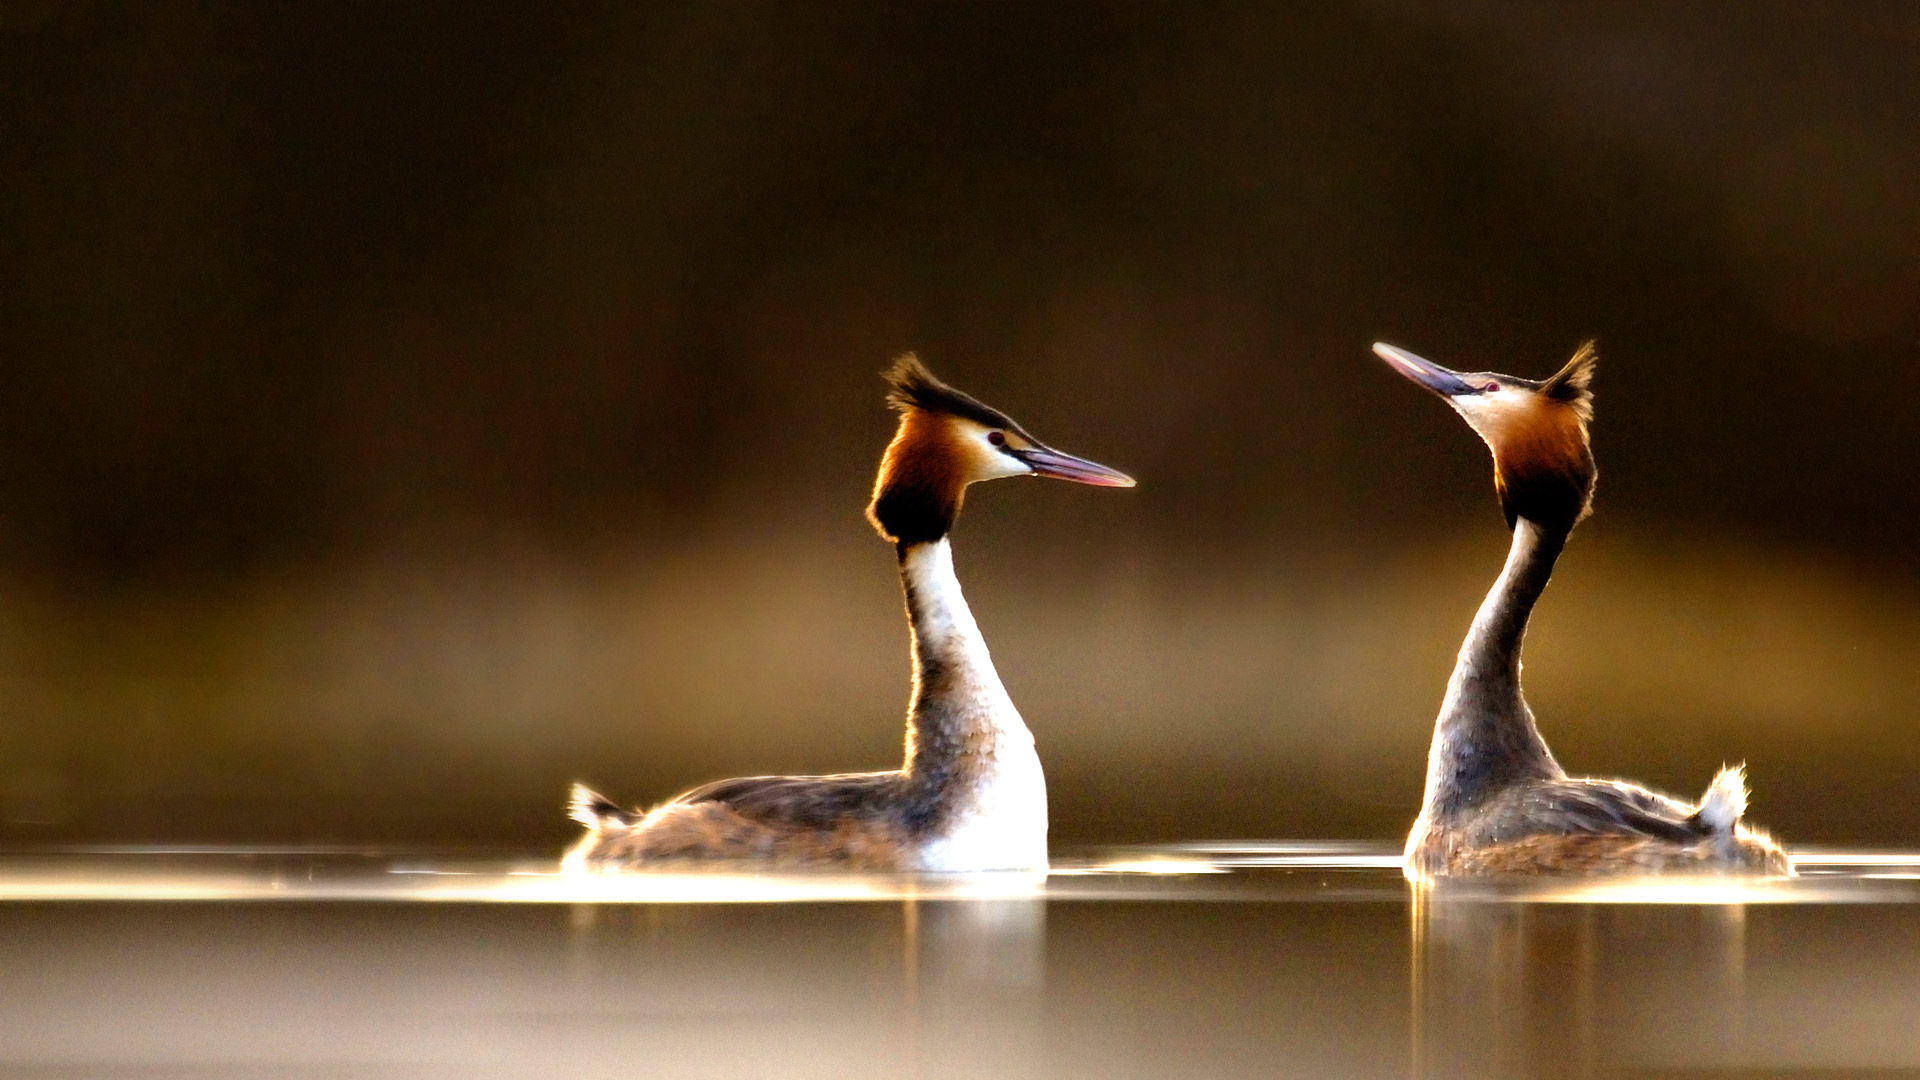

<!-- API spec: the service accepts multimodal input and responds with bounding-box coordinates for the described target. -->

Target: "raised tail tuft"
[568,783,635,829]
[1694,764,1749,834]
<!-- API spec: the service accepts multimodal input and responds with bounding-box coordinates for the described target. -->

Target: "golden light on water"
[1505,877,1799,906]
[1791,850,1920,868]
[4,845,1918,905]
[1057,858,1227,876]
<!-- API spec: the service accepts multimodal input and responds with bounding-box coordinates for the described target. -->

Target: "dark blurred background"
[0,1,1916,849]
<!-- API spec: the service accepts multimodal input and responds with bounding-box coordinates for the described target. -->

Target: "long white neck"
[898,538,1032,789]
[1416,517,1568,823]
[893,538,1049,871]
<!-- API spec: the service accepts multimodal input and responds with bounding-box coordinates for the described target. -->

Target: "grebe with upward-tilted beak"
[1374,340,1790,880]
[566,355,1134,872]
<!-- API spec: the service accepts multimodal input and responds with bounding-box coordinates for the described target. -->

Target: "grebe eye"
[1483,382,1500,393]
[987,431,1006,446]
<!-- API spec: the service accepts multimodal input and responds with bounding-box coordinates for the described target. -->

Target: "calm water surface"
[0,844,1915,1079]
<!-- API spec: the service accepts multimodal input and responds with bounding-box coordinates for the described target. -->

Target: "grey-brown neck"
[895,538,1033,827]
[1417,516,1569,822]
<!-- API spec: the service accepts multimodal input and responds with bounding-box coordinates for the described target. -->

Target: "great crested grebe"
[1374,340,1790,880]
[566,354,1134,873]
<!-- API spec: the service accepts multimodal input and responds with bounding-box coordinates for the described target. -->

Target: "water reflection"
[1409,870,1920,1078]
[550,890,1048,1077]
[908,898,1048,1078]
[1412,893,1750,1078]
[1,846,1919,1076]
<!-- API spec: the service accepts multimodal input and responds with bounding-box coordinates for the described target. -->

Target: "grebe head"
[1373,340,1598,531]
[866,353,1135,545]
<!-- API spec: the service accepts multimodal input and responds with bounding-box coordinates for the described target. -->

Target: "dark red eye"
[987,431,1006,446]
[1483,382,1500,393]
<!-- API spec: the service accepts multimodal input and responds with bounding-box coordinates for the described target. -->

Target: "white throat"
[901,539,1015,712]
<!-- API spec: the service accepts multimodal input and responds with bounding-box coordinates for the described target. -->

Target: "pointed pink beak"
[1373,342,1481,397]
[1011,445,1136,487]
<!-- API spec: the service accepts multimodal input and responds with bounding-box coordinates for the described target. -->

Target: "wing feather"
[1474,778,1712,846]
[673,771,907,831]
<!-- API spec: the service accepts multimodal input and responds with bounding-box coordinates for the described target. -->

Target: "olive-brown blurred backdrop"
[0,2,1916,848]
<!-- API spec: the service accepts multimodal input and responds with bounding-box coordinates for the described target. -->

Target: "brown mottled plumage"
[572,775,916,869]
[566,355,1133,873]
[1448,827,1785,876]
[1373,341,1790,880]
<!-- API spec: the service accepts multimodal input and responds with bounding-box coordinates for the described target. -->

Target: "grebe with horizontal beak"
[1374,340,1789,880]
[567,355,1134,872]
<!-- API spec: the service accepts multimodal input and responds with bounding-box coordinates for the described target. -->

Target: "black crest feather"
[883,354,1031,437]
[1540,340,1598,419]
